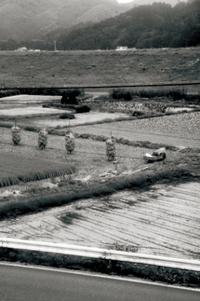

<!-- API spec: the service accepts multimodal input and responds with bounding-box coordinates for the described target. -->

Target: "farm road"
[1,265,200,301]
[73,112,200,148]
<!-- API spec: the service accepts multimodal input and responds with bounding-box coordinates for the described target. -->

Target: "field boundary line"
[1,80,200,90]
[1,238,200,272]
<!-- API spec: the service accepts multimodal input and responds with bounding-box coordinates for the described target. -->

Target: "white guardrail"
[0,238,200,272]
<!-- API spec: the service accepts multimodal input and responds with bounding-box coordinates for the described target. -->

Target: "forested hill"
[58,0,200,50]
[0,0,130,41]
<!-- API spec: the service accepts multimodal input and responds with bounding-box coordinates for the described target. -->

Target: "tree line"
[58,0,200,49]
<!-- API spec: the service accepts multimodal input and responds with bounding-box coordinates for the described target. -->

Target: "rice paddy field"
[0,48,199,262]
[0,127,150,181]
[0,181,199,260]
[72,111,200,148]
[0,48,199,88]
[0,152,74,187]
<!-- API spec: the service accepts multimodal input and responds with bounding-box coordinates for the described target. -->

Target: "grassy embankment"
[0,151,199,220]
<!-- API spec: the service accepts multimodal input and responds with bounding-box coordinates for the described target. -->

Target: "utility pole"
[54,40,57,51]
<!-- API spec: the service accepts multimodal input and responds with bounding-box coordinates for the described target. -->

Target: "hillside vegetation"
[0,0,132,49]
[58,0,200,50]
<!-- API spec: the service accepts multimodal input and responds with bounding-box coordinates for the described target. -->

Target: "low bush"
[111,89,133,101]
[132,111,145,117]
[75,105,91,113]
[59,212,83,225]
[0,89,20,98]
[110,88,196,101]
[61,89,84,105]
[59,112,75,119]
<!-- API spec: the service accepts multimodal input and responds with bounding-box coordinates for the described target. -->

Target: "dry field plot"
[73,112,200,148]
[0,48,199,87]
[22,112,130,128]
[0,95,61,109]
[0,106,67,118]
[1,181,199,260]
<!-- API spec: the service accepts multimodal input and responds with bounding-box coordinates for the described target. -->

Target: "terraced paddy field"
[0,48,199,87]
[0,181,199,260]
[72,111,200,148]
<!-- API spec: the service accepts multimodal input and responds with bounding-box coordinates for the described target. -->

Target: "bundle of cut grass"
[11,126,21,145]
[106,136,116,162]
[38,128,48,150]
[65,130,75,154]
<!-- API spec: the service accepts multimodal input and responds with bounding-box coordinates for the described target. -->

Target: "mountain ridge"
[56,0,199,50]
[0,0,132,41]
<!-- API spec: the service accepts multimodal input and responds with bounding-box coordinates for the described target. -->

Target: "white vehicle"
[144,148,166,163]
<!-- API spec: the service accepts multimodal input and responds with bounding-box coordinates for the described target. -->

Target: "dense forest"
[58,0,200,49]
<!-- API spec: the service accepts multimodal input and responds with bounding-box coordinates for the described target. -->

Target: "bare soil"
[72,111,200,148]
[0,181,199,260]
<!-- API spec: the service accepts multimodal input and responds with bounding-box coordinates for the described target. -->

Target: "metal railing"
[0,238,200,271]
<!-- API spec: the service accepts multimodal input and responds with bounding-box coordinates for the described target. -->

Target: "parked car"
[144,148,166,163]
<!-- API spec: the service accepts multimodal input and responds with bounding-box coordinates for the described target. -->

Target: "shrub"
[132,111,144,117]
[110,88,189,101]
[61,89,83,105]
[75,105,91,113]
[111,89,133,101]
[168,90,186,100]
[0,89,20,98]
[59,112,75,119]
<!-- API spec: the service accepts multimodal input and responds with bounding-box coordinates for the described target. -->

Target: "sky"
[118,0,134,3]
[117,0,187,3]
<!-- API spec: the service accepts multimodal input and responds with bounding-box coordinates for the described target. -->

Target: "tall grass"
[110,88,196,101]
[0,168,75,188]
[0,153,75,188]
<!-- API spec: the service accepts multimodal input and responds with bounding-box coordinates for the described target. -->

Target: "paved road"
[0,264,199,301]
